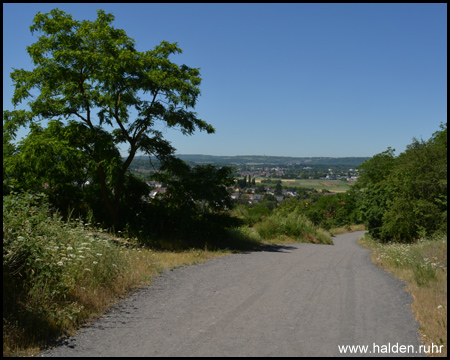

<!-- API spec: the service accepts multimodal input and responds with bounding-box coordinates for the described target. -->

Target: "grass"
[358,233,447,357]
[230,204,334,245]
[253,212,333,245]
[328,224,366,236]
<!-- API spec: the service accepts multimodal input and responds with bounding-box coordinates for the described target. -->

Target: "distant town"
[128,154,370,203]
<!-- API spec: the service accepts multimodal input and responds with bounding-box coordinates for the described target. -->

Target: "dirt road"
[38,231,423,357]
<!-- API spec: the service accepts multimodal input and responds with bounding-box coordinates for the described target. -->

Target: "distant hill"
[130,154,371,167]
[175,154,371,166]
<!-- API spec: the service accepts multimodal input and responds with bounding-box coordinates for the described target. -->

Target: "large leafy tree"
[3,8,214,226]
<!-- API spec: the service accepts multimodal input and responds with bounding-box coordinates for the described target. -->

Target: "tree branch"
[114,89,132,143]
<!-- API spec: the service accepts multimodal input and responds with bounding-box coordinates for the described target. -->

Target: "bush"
[254,212,332,244]
[255,218,280,239]
[232,204,272,227]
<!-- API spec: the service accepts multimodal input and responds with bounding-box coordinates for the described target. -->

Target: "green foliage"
[234,203,272,226]
[4,120,89,217]
[254,212,332,244]
[230,202,332,245]
[156,158,235,213]
[273,189,357,231]
[3,8,214,228]
[355,122,447,242]
[354,183,390,239]
[3,192,67,307]
[356,147,396,188]
[301,193,351,230]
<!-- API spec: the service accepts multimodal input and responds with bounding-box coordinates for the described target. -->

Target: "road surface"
[38,231,423,357]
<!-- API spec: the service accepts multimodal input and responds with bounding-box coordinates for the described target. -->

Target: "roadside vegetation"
[3,191,238,357]
[359,233,447,357]
[353,121,447,357]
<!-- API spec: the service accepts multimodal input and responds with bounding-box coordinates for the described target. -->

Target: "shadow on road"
[259,244,299,253]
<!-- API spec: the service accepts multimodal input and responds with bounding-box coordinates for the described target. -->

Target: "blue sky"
[3,3,447,157]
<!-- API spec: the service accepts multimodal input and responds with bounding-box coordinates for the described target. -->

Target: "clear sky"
[3,3,447,158]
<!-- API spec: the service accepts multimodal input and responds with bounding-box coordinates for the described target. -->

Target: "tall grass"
[254,212,332,245]
[359,233,447,357]
[3,192,160,356]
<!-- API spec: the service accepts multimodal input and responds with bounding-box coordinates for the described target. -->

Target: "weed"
[359,233,447,357]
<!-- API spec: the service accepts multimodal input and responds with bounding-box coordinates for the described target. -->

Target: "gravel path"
[37,231,423,357]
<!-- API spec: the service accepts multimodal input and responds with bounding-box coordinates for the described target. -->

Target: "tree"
[237,176,247,189]
[380,128,447,241]
[3,8,214,226]
[274,180,282,195]
[155,159,235,213]
[261,194,277,210]
[356,147,396,188]
[354,123,447,242]
[4,120,89,218]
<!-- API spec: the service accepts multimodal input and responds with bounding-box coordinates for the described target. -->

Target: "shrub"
[254,212,332,244]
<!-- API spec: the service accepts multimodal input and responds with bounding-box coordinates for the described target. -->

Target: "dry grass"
[329,224,366,236]
[150,248,233,271]
[358,234,447,357]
